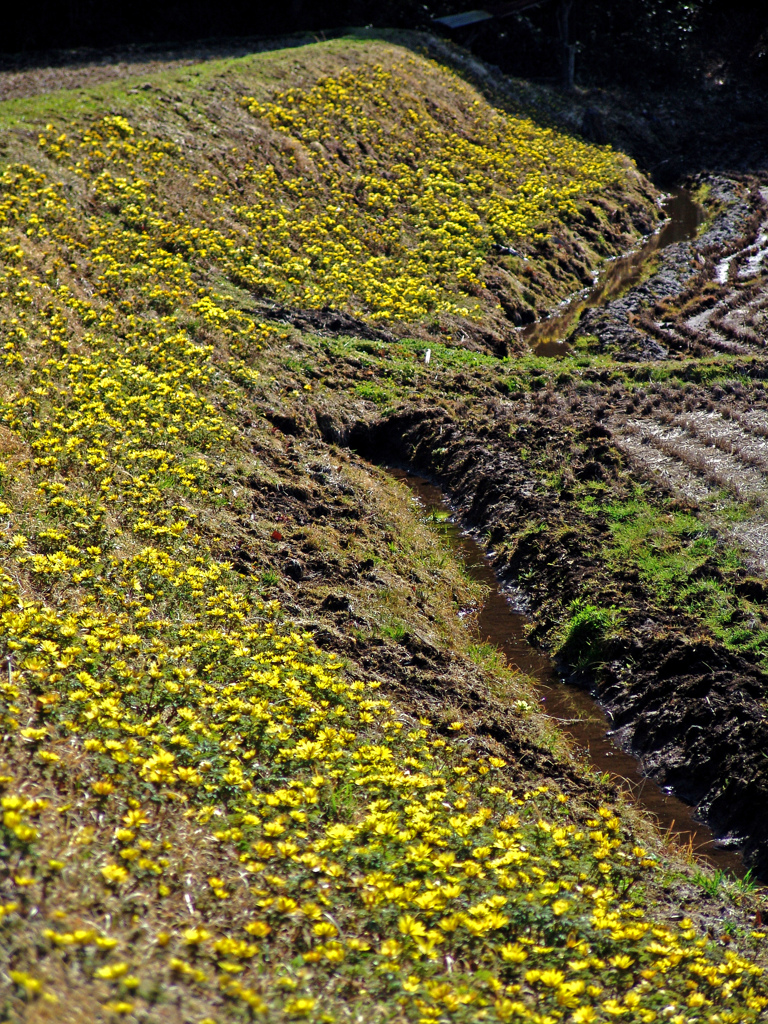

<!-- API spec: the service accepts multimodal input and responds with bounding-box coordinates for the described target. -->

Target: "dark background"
[3,1,767,93]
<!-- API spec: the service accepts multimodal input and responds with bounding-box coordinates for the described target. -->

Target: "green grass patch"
[554,601,624,669]
[605,498,714,602]
[602,495,768,663]
[354,381,393,405]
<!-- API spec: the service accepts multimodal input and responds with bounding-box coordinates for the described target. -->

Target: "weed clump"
[555,603,623,669]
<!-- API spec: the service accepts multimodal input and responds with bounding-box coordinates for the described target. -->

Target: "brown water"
[522,188,705,357]
[392,468,748,878]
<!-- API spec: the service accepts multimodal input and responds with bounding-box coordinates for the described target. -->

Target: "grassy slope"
[1,34,767,1024]
[1,33,659,343]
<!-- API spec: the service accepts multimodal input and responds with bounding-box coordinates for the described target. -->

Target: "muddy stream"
[522,187,705,356]
[390,469,747,878]
[384,187,753,876]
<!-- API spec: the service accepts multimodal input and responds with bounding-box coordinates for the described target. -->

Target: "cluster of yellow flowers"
[3,535,766,1021]
[238,60,622,320]
[30,58,625,327]
[0,44,765,1022]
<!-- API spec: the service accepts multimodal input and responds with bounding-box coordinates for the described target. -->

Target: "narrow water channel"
[390,467,747,879]
[522,187,705,356]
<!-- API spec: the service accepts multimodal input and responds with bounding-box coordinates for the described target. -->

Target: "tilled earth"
[240,169,768,878]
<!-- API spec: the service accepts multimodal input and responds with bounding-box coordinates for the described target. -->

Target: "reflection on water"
[391,467,748,879]
[521,188,705,356]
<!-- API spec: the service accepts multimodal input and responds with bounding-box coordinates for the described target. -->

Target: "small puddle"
[522,188,705,357]
[391,467,748,878]
[715,187,768,284]
[715,227,768,284]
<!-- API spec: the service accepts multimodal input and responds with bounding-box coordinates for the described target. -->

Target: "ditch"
[389,463,749,881]
[522,186,705,356]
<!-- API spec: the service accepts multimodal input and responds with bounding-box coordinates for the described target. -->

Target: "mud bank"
[573,175,768,360]
[393,467,749,879]
[343,389,768,876]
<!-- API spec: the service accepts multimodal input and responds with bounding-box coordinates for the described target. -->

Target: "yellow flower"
[602,1000,630,1016]
[101,864,128,885]
[122,809,149,828]
[538,970,566,988]
[380,938,402,958]
[557,980,586,1008]
[398,914,427,939]
[571,1009,598,1023]
[609,954,634,970]
[244,921,271,938]
[9,970,43,995]
[284,997,316,1017]
[500,944,527,963]
[94,962,129,980]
